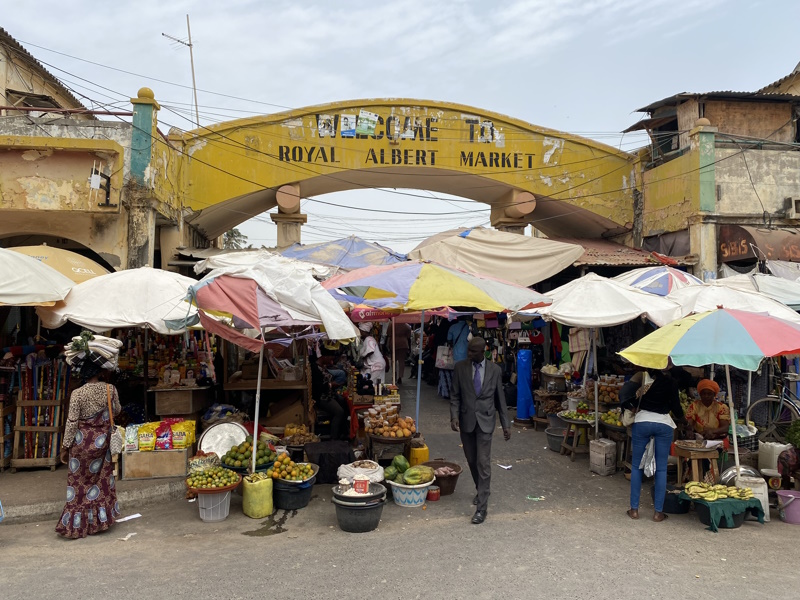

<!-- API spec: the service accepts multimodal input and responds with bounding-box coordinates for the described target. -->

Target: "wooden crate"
[121,447,190,480]
[153,387,211,415]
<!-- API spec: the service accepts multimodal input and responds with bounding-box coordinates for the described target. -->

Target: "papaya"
[384,465,398,481]
[391,455,410,473]
[402,465,435,485]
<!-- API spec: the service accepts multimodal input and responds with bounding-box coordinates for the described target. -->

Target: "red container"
[353,478,370,494]
[426,485,440,501]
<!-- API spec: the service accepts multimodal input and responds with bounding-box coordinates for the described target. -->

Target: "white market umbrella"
[193,248,338,279]
[0,247,74,306]
[9,245,110,284]
[408,227,584,287]
[518,272,682,435]
[660,285,800,327]
[37,267,198,334]
[714,273,800,311]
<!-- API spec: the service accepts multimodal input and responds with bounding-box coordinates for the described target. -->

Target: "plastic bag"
[640,437,656,477]
[171,421,196,449]
[188,451,220,473]
[155,421,173,450]
[137,422,158,452]
[337,460,385,483]
[125,424,140,452]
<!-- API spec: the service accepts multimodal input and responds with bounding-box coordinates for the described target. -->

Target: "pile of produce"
[365,413,416,438]
[244,471,271,484]
[186,466,239,490]
[560,410,595,422]
[679,390,692,415]
[434,465,459,477]
[282,432,320,445]
[383,455,434,485]
[586,375,624,403]
[684,481,754,501]
[542,399,564,415]
[600,409,623,427]
[221,436,276,468]
[351,460,379,469]
[576,401,590,412]
[266,452,315,481]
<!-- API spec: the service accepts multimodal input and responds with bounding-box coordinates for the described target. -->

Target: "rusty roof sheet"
[548,237,694,267]
[0,27,87,112]
[635,91,799,114]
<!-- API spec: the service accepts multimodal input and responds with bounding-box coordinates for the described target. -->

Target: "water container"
[736,476,769,522]
[776,490,800,524]
[758,441,792,471]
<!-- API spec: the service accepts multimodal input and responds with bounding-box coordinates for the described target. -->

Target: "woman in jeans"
[625,369,684,522]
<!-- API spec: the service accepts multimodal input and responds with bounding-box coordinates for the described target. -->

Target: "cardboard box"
[154,387,211,415]
[261,396,305,427]
[121,447,191,480]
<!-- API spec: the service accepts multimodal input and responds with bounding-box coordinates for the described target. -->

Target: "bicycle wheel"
[746,396,800,443]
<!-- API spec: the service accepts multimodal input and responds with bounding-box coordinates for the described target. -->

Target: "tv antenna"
[163,14,200,128]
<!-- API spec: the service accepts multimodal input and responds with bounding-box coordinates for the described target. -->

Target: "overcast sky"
[5,0,800,252]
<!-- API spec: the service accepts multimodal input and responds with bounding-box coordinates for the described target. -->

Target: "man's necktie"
[473,362,481,395]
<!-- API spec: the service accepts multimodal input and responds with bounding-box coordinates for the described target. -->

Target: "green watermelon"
[402,465,435,485]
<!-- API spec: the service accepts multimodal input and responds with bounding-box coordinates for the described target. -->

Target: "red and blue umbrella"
[613,266,703,296]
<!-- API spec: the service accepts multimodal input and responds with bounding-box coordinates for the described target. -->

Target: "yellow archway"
[165,99,636,241]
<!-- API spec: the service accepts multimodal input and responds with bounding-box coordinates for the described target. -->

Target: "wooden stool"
[675,446,720,484]
[560,421,591,462]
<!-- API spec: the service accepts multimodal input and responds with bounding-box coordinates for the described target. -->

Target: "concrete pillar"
[125,185,156,269]
[271,212,308,248]
[689,118,719,280]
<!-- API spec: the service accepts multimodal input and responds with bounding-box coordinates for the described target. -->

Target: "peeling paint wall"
[715,148,800,215]
[641,151,698,235]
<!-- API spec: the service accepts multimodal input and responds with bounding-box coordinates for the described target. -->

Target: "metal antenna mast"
[162,14,200,128]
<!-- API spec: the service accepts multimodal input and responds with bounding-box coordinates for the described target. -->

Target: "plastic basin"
[331,482,386,504]
[695,501,746,529]
[777,490,800,524]
[650,484,690,514]
[385,479,434,507]
[421,460,462,496]
[545,427,573,453]
[332,497,385,532]
[273,475,316,510]
[198,490,231,522]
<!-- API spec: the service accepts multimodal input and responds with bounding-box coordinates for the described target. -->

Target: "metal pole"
[592,330,599,438]
[392,317,396,386]
[725,365,741,482]
[251,328,266,474]
[143,328,149,421]
[416,311,425,427]
[186,14,200,128]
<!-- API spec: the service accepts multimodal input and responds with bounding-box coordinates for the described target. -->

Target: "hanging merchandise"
[516,349,534,420]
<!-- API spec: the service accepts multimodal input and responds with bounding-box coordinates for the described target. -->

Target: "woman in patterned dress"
[685,379,730,440]
[56,332,122,539]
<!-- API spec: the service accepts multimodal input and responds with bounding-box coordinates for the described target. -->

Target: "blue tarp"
[280,235,406,270]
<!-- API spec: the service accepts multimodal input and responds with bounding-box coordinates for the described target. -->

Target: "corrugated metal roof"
[758,65,800,93]
[0,27,87,113]
[635,91,799,114]
[548,237,694,267]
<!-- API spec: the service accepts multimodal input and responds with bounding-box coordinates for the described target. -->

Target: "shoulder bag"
[621,374,654,426]
[107,385,125,455]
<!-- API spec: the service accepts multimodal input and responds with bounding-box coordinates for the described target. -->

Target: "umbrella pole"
[592,331,599,438]
[143,328,149,421]
[725,365,741,482]
[392,317,396,387]
[251,328,266,474]
[416,311,424,428]
[746,371,752,411]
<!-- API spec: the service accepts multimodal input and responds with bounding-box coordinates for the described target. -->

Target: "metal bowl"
[720,465,760,486]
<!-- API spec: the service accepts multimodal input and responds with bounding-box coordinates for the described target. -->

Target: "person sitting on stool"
[450,337,511,524]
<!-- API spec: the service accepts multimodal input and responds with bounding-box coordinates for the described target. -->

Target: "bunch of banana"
[684,481,754,501]
[244,472,271,483]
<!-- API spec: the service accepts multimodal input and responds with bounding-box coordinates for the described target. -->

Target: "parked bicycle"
[746,372,800,443]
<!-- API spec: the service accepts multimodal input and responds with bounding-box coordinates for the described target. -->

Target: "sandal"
[653,512,668,522]
[627,509,639,520]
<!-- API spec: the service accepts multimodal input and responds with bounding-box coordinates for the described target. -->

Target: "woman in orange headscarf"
[685,379,731,440]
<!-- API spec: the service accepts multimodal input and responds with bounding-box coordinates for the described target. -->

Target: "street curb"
[2,480,187,525]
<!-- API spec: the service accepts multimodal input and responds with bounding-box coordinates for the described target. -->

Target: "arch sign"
[172,99,634,238]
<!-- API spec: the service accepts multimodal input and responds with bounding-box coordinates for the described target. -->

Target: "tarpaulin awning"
[280,235,406,271]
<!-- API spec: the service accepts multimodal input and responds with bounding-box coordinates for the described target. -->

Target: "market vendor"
[685,379,730,440]
[357,322,386,383]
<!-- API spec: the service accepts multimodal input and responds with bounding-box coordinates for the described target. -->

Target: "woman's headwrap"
[697,379,720,395]
[65,330,123,375]
[358,321,373,333]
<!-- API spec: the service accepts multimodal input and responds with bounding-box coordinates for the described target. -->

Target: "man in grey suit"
[450,337,511,524]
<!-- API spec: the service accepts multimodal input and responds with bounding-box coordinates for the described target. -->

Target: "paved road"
[1,381,796,600]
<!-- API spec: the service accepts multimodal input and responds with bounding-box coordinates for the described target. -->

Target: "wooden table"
[675,445,720,484]
[560,420,591,461]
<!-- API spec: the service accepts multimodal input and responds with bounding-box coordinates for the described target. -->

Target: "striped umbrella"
[613,266,703,296]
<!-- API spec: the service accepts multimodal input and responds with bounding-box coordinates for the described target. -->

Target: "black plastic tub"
[273,476,316,510]
[331,482,386,504]
[650,484,690,514]
[332,497,385,532]
[545,427,574,453]
[695,501,746,529]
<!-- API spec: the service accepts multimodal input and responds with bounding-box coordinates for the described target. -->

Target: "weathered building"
[625,87,800,280]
